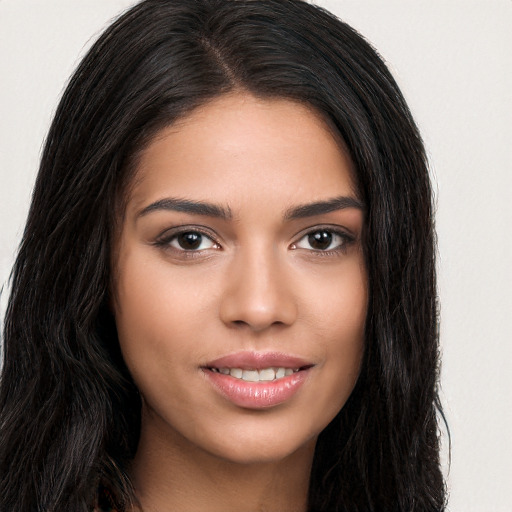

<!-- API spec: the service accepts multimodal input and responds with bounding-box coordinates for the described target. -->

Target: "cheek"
[113,254,207,377]
[302,258,367,410]
[302,255,367,340]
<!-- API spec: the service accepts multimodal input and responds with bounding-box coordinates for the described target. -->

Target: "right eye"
[166,231,219,251]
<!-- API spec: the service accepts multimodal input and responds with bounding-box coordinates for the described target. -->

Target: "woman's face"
[113,93,367,464]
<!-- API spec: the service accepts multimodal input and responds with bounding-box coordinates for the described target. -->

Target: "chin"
[193,421,319,467]
[215,440,316,467]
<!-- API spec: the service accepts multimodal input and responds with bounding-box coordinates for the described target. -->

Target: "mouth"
[206,365,311,382]
[202,352,314,409]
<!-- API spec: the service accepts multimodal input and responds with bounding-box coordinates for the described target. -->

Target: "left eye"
[169,231,217,251]
[293,229,349,251]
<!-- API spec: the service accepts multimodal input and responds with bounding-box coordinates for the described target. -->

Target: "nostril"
[228,318,288,331]
[218,273,298,330]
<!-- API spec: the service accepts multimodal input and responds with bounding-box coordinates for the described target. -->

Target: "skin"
[113,93,367,512]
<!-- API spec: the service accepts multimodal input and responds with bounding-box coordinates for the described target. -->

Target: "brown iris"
[308,231,333,250]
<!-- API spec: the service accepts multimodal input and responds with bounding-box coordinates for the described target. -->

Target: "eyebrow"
[283,196,365,220]
[137,195,364,221]
[137,198,232,220]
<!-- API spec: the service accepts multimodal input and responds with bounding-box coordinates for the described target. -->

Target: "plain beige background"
[1,1,511,510]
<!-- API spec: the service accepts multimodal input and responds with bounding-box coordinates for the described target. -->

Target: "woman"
[0,0,446,510]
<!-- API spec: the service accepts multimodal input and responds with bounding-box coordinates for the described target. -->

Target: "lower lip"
[203,369,310,409]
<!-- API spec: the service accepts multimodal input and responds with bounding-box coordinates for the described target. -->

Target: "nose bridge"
[219,241,297,331]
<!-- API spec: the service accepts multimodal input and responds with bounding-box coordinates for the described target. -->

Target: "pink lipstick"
[202,351,313,409]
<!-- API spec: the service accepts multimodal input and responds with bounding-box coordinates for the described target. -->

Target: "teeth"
[230,368,243,379]
[258,368,276,381]
[242,370,259,382]
[211,367,300,382]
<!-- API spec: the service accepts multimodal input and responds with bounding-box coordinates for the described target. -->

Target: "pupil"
[308,231,332,250]
[178,232,202,250]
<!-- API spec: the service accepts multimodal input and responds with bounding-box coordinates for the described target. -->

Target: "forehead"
[128,93,357,214]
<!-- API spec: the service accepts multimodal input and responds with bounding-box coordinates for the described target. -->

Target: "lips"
[204,351,312,370]
[202,351,314,409]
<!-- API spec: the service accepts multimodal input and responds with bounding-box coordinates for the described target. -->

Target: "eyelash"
[291,226,355,256]
[153,225,355,258]
[154,226,220,259]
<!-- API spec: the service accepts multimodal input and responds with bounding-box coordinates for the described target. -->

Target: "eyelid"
[290,224,355,252]
[154,225,222,250]
[152,223,356,256]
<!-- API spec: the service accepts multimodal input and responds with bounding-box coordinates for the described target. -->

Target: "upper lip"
[203,351,314,370]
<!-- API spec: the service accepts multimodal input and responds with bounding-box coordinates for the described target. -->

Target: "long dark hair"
[0,1,446,510]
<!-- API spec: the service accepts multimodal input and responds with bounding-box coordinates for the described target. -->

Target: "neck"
[129,408,316,512]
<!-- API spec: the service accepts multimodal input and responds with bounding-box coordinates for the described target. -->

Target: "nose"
[219,245,298,332]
